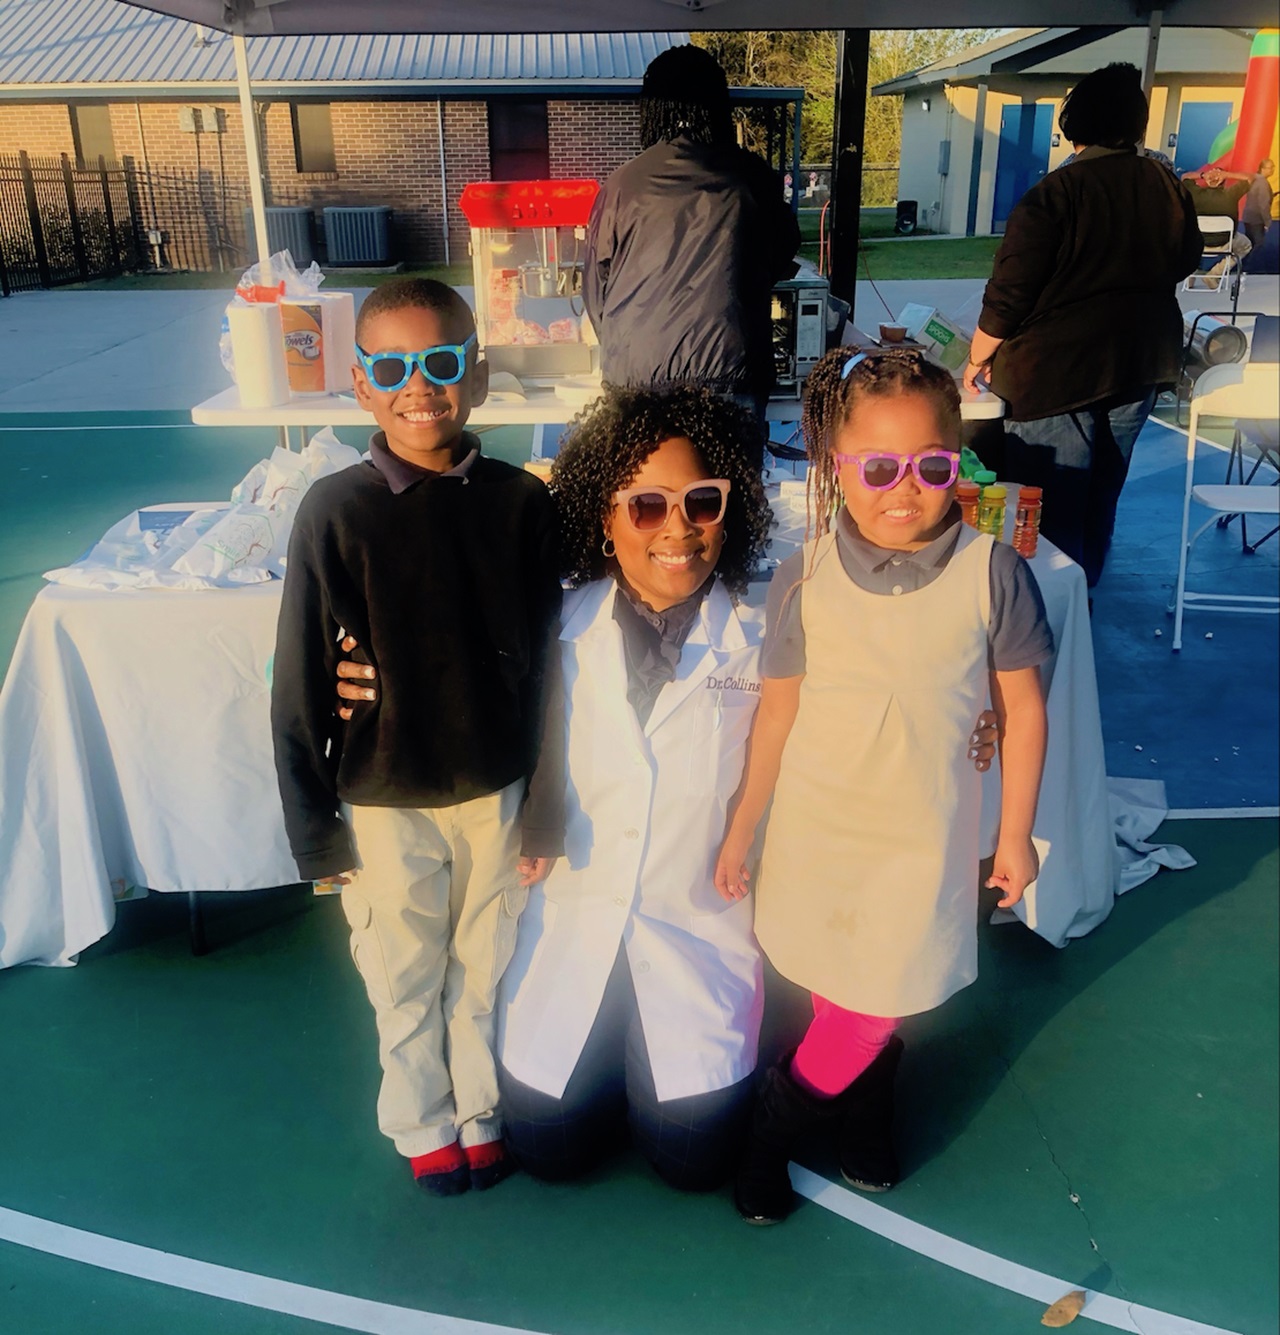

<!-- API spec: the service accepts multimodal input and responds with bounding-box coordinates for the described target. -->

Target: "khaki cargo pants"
[343,781,527,1158]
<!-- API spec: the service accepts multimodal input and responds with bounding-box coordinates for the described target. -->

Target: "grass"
[69,210,989,292]
[68,262,475,292]
[797,235,1001,281]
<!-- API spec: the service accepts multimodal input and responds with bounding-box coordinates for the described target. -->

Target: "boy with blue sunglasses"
[272,278,563,1198]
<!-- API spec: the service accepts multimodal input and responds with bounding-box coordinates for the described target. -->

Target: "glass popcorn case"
[459,179,600,379]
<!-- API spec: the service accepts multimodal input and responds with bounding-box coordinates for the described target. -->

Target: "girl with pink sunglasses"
[715,347,1053,1225]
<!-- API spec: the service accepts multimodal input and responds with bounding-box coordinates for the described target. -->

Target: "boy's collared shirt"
[271,440,563,880]
[367,430,479,492]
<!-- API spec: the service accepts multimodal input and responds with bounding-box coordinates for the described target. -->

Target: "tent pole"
[233,23,272,279]
[790,94,802,218]
[828,29,869,305]
[1141,9,1163,101]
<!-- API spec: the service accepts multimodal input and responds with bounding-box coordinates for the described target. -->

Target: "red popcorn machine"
[459,179,600,378]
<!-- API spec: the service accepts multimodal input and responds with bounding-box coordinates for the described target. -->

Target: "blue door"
[1173,102,1234,176]
[992,103,1054,230]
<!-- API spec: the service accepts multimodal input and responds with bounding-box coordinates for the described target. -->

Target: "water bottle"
[957,480,981,527]
[977,484,1007,539]
[1012,486,1043,557]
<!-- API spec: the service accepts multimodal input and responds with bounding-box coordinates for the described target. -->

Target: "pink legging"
[790,994,900,1099]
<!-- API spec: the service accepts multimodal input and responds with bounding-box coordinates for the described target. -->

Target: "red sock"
[410,1143,465,1180]
[463,1142,507,1171]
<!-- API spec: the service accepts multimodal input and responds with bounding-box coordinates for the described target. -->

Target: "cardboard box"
[897,302,972,373]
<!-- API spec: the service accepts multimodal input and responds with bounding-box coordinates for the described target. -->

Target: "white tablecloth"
[1,495,1114,968]
[0,584,297,967]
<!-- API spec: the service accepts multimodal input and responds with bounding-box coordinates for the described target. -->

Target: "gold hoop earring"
[601,537,616,558]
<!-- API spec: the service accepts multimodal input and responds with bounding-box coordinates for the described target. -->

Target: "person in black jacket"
[963,63,1202,586]
[584,45,800,433]
[271,278,562,1199]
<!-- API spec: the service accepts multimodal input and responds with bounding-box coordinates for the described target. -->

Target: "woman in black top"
[963,63,1202,587]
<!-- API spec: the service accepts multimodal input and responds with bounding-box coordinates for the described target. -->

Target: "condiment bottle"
[1012,486,1043,557]
[956,480,981,527]
[977,484,1007,540]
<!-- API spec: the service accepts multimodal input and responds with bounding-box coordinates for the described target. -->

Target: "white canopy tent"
[116,0,1273,285]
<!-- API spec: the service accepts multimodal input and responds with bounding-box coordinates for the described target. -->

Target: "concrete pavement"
[0,278,1274,416]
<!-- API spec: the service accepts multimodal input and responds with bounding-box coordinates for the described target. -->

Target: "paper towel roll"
[323,291,356,393]
[228,303,290,408]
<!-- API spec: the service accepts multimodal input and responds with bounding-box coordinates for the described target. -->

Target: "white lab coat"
[498,577,764,1104]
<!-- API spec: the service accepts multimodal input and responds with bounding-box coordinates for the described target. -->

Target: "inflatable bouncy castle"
[1207,28,1279,214]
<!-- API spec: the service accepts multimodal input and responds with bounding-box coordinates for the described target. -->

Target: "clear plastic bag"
[219,249,328,381]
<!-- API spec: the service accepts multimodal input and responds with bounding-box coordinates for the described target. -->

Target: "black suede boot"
[837,1035,904,1192]
[734,1063,842,1225]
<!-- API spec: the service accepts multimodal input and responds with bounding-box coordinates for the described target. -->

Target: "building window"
[70,104,116,167]
[291,102,337,174]
[488,98,550,180]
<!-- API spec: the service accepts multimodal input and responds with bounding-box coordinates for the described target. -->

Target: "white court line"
[0,423,205,431]
[1165,807,1279,820]
[0,1206,547,1335]
[792,1168,1242,1335]
[1,1190,1244,1335]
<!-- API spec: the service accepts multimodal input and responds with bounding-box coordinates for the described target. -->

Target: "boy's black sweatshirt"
[271,445,562,880]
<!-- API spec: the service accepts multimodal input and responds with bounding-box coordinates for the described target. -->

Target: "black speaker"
[894,200,919,235]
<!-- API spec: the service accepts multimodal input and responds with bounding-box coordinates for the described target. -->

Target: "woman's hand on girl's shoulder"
[336,635,378,720]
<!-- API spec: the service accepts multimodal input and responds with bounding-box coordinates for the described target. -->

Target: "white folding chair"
[1171,361,1280,650]
[1183,215,1244,309]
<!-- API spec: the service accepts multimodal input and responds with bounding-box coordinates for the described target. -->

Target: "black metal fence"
[0,152,145,294]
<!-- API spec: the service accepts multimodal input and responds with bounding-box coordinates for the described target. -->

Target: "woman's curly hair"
[550,384,774,597]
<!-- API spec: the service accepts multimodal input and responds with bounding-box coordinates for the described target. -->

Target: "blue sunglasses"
[356,333,477,391]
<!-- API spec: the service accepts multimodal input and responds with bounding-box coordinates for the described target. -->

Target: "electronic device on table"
[770,260,831,397]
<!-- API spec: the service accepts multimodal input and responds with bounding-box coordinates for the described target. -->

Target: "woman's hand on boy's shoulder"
[970,709,998,772]
[336,635,378,720]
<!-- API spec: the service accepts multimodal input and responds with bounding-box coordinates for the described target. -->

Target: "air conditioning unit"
[323,206,393,266]
[242,206,316,265]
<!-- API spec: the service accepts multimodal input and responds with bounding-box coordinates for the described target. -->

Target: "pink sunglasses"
[832,450,960,492]
[613,479,731,531]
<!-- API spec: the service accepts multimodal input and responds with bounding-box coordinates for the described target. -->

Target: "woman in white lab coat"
[334,385,998,1192]
[498,385,774,1191]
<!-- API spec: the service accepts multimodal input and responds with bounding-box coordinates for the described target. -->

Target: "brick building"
[0,0,687,268]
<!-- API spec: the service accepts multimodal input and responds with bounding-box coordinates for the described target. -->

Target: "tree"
[693,28,994,183]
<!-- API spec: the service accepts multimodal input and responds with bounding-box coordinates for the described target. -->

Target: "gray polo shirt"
[761,506,1053,678]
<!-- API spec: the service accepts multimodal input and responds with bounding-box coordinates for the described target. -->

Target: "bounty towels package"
[220,250,356,399]
[280,291,357,395]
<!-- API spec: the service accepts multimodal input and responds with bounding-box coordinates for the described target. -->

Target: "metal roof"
[872,24,1256,94]
[0,0,687,88]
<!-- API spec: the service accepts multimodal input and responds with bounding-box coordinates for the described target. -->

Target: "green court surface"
[0,818,1275,1335]
[1,413,1277,1334]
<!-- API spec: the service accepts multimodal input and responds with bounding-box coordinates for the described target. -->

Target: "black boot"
[734,1063,842,1225]
[837,1035,904,1192]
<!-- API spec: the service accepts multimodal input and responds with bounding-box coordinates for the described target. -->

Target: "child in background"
[271,278,562,1197]
[714,347,1053,1225]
